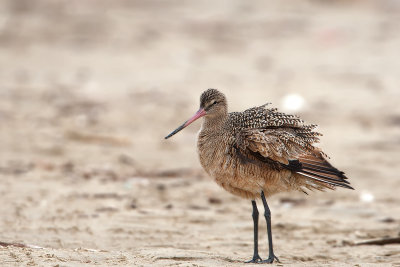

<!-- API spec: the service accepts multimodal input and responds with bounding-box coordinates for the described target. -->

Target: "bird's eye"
[205,100,217,111]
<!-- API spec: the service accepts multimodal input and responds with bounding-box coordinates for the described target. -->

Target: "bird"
[165,88,353,264]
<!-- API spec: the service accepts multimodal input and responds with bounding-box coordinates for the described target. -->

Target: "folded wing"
[235,127,353,190]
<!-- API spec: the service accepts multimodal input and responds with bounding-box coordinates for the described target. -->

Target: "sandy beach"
[1,1,400,266]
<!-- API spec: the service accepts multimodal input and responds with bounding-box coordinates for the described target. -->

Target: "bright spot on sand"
[360,192,374,203]
[282,94,305,112]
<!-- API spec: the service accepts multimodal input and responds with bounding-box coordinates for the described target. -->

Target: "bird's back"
[227,104,321,147]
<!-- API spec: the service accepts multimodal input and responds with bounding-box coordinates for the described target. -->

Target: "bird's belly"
[198,143,266,199]
[198,141,294,199]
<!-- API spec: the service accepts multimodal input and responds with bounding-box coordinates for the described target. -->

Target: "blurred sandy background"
[0,0,400,266]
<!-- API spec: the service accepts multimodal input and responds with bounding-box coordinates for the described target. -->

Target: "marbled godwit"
[165,89,353,263]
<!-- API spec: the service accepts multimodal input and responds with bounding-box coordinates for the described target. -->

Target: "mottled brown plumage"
[165,88,353,263]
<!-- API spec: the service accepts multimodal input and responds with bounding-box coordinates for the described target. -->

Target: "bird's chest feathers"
[197,129,230,176]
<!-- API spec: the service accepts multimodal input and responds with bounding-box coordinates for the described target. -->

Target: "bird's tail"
[296,152,353,190]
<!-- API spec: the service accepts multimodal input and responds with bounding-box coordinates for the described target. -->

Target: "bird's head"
[199,88,228,119]
[165,88,227,139]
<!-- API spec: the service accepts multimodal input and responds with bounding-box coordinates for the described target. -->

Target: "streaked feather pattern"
[228,103,353,192]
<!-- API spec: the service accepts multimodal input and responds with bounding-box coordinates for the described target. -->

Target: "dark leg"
[260,191,280,263]
[245,200,262,263]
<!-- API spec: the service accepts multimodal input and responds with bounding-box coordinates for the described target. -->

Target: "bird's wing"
[230,105,322,158]
[235,128,314,165]
[234,128,353,190]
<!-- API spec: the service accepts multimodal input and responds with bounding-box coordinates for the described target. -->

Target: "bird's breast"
[196,129,233,177]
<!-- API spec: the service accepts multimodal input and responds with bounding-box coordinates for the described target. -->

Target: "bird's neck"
[202,114,227,132]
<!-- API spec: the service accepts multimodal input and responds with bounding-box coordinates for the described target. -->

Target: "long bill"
[165,108,206,139]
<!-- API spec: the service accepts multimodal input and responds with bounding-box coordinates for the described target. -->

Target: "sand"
[1,0,400,266]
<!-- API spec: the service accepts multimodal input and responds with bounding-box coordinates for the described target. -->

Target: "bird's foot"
[260,254,280,264]
[245,254,262,263]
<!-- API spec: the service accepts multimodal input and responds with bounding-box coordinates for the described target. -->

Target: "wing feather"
[230,105,352,191]
[236,128,315,165]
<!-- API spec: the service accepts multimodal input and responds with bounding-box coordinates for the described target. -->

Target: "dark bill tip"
[164,121,187,139]
[164,108,206,140]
